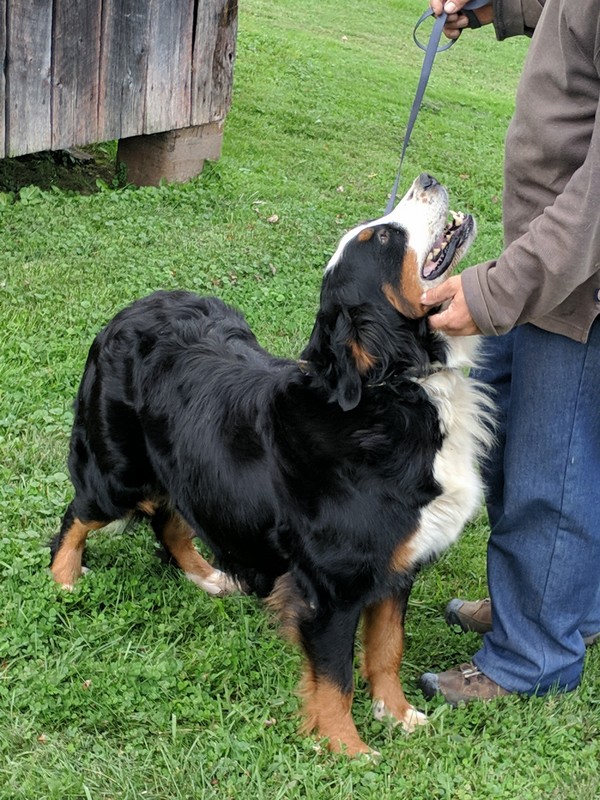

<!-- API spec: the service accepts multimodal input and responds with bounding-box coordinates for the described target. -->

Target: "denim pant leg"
[470,330,515,532]
[472,321,600,694]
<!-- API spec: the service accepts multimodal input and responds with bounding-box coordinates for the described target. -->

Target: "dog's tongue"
[422,262,436,279]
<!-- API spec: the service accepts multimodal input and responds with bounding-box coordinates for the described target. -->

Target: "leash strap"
[385,0,489,214]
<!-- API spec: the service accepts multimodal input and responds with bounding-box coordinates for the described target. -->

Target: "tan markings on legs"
[300,666,371,756]
[161,513,238,596]
[383,248,427,319]
[51,518,105,590]
[362,598,427,733]
[266,573,305,644]
[137,499,158,516]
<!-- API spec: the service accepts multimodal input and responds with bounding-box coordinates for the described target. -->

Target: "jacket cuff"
[492,0,545,40]
[460,264,499,336]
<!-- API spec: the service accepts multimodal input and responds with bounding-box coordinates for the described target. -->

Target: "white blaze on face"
[390,178,449,268]
[325,176,449,275]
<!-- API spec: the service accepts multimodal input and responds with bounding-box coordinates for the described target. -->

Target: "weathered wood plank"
[191,0,237,125]
[144,0,194,134]
[52,0,102,151]
[97,0,150,142]
[0,0,6,156]
[6,0,53,157]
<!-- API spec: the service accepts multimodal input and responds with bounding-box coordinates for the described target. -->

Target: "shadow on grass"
[0,144,122,195]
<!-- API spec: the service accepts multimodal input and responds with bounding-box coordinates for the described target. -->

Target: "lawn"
[1,0,598,798]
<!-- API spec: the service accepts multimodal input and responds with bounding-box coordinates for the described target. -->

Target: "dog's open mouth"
[422,211,475,281]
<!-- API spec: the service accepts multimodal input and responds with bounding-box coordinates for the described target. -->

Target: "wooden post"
[117,121,224,186]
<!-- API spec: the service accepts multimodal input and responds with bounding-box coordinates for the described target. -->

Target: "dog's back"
[65,290,297,593]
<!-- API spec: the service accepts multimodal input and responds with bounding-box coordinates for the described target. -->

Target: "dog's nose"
[419,173,439,190]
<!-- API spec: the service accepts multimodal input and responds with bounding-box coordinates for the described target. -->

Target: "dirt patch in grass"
[0,145,121,195]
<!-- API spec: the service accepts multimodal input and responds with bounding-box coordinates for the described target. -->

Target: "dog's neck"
[296,354,451,386]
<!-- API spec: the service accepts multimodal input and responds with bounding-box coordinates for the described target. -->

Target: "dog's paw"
[372,699,428,733]
[55,565,91,592]
[399,706,428,733]
[185,567,240,596]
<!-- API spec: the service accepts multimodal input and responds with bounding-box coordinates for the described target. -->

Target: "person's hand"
[421,275,481,336]
[430,1,494,40]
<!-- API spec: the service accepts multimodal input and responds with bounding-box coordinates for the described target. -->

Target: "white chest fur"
[406,337,494,569]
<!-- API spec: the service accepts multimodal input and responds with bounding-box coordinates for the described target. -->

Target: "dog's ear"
[301,306,367,412]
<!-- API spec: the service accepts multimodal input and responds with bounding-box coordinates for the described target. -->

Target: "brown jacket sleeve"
[462,123,600,336]
[462,0,600,342]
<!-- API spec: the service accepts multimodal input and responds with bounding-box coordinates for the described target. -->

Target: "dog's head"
[301,173,476,410]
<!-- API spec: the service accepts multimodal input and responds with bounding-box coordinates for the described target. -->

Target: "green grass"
[1,0,599,797]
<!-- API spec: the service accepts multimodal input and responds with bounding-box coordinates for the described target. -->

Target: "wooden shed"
[0,0,238,185]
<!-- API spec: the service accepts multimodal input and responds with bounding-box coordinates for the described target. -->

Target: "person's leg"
[473,320,600,694]
[582,582,600,642]
[470,329,515,532]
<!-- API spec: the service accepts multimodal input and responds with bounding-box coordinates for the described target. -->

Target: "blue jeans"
[470,320,600,694]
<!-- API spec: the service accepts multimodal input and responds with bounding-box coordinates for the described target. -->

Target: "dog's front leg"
[297,605,371,756]
[362,589,427,733]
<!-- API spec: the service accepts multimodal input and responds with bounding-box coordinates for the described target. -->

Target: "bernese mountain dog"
[50,173,492,755]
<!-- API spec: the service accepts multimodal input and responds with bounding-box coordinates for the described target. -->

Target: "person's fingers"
[431,0,469,17]
[427,305,458,331]
[427,305,480,335]
[433,2,494,30]
[445,12,469,28]
[443,1,468,12]
[421,277,480,336]
[421,277,460,307]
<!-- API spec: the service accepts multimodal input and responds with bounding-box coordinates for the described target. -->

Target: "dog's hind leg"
[362,590,427,733]
[151,508,238,597]
[50,502,108,590]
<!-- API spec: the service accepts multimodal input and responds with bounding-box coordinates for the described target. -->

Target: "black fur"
[53,218,455,750]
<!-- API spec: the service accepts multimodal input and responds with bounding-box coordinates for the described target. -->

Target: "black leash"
[385,0,489,214]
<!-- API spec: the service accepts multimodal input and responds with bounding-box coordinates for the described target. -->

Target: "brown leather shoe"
[419,662,510,705]
[446,597,599,646]
[445,598,492,634]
